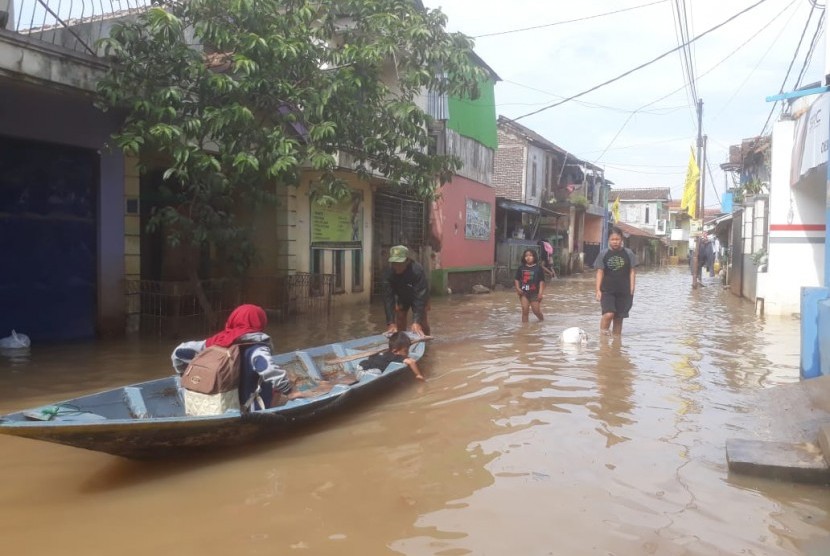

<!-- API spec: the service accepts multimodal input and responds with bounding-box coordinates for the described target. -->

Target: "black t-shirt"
[359,351,405,372]
[514,264,545,295]
[595,247,637,294]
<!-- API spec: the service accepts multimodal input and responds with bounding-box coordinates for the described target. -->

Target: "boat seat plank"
[295,351,324,381]
[124,387,149,419]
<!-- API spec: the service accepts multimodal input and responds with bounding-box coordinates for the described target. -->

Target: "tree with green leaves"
[97,0,485,321]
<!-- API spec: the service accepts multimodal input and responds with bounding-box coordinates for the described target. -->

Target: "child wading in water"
[514,248,546,322]
[594,226,638,336]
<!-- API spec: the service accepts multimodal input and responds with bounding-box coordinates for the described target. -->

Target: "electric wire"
[794,9,825,88]
[714,0,802,119]
[473,0,668,38]
[588,0,800,164]
[513,0,771,121]
[706,160,722,205]
[671,0,699,125]
[760,1,819,136]
[502,79,686,115]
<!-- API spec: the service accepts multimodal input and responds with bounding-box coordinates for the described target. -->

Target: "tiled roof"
[610,188,672,201]
[614,221,659,239]
[498,116,568,155]
[497,116,603,172]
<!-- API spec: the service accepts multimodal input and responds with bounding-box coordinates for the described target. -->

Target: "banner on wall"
[311,190,363,245]
[791,92,829,186]
[465,198,491,240]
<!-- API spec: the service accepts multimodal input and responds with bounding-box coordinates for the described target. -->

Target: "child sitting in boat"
[357,332,425,381]
[171,304,303,412]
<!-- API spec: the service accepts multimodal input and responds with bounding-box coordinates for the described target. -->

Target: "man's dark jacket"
[382,261,430,324]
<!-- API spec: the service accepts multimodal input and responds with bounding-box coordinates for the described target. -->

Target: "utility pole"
[693,98,703,288]
[701,134,707,219]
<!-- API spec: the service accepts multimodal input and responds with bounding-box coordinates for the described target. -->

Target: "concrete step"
[725,438,830,484]
[818,424,830,463]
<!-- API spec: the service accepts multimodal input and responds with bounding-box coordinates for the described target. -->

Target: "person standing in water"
[594,227,638,336]
[514,248,546,322]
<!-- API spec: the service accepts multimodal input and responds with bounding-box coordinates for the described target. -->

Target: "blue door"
[0,136,98,341]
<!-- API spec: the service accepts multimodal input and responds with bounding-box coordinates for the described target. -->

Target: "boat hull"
[0,334,423,459]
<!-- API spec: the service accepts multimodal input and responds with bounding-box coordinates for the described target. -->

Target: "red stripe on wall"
[769,224,826,231]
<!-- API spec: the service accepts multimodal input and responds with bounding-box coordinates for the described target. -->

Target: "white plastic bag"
[0,330,31,349]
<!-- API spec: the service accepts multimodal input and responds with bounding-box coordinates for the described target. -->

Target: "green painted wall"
[447,78,497,150]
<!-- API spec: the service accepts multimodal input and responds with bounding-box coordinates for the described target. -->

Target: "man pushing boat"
[382,245,431,338]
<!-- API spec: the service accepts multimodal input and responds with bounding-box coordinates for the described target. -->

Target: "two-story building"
[492,116,610,279]
[427,54,500,295]
[609,187,670,266]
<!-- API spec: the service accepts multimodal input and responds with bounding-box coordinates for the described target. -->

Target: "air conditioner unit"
[656,219,667,235]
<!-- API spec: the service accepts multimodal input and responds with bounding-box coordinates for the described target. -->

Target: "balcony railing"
[2,0,158,56]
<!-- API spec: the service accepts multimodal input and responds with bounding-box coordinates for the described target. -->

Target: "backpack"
[181,345,244,395]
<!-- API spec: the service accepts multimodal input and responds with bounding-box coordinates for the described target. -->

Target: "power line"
[591,0,798,165]
[760,1,819,136]
[672,0,699,110]
[513,0,771,121]
[473,0,668,38]
[579,136,692,155]
[602,164,686,175]
[706,160,722,205]
[794,9,825,88]
[713,0,802,119]
[502,79,685,115]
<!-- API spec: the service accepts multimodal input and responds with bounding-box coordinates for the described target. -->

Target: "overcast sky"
[423,0,826,208]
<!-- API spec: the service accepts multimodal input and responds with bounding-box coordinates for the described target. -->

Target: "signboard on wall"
[311,190,363,245]
[465,198,491,240]
[791,92,829,185]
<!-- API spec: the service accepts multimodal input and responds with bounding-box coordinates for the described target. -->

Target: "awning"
[496,198,565,217]
[707,212,733,235]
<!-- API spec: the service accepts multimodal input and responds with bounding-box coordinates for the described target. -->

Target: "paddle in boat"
[0,334,427,459]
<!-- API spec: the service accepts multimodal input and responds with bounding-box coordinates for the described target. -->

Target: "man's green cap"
[388,245,409,263]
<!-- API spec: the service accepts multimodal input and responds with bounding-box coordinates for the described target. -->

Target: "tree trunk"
[184,252,219,330]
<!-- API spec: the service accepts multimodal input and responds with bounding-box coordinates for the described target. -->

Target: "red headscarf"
[205,304,268,347]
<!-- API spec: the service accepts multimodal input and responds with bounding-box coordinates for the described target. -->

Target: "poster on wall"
[311,190,363,245]
[465,198,491,240]
[791,92,829,186]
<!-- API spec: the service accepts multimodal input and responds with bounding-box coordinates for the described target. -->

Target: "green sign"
[311,191,364,244]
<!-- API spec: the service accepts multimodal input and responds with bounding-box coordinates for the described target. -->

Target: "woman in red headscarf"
[172,304,299,409]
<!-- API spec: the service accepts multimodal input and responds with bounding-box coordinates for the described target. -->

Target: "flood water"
[2,267,830,555]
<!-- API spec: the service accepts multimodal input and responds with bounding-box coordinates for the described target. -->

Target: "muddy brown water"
[1,267,829,555]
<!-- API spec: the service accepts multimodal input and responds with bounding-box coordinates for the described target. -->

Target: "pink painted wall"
[434,176,496,268]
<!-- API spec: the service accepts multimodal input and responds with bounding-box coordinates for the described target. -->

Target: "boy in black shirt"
[358,332,425,381]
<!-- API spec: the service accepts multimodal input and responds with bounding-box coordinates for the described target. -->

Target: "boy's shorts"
[600,292,633,318]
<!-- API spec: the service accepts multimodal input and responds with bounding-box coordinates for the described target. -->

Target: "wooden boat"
[0,334,426,459]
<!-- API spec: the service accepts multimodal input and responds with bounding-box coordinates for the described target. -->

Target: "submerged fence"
[125,273,334,336]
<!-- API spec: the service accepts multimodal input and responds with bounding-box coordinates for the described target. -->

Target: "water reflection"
[1,268,830,555]
[592,336,635,446]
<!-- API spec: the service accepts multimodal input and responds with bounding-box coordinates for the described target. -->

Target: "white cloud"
[424,0,826,204]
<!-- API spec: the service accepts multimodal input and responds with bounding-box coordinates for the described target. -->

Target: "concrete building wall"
[758,119,824,316]
[524,144,546,207]
[435,175,495,268]
[493,128,525,200]
[288,171,375,305]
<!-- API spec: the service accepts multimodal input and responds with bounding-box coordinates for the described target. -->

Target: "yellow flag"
[681,147,699,220]
[611,195,620,223]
